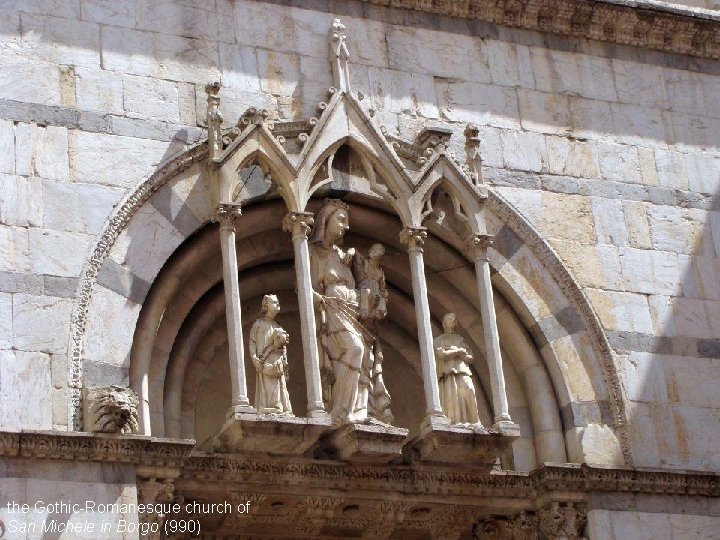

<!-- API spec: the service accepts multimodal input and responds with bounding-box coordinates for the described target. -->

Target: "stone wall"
[0,0,718,536]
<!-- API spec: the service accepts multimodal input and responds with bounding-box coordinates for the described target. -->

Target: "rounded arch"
[72,134,630,466]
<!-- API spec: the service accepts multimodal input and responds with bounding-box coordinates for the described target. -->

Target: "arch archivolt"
[71,81,630,468]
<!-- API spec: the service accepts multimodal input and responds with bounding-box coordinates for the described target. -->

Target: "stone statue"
[434,313,481,426]
[355,243,388,321]
[309,200,393,426]
[83,385,140,434]
[249,294,293,416]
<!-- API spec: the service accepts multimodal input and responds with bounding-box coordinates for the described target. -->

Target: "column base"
[404,416,518,467]
[205,413,333,455]
[493,420,521,437]
[307,408,331,420]
[319,421,409,463]
[226,404,256,418]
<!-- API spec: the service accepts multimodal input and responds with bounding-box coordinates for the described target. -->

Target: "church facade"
[0,0,719,538]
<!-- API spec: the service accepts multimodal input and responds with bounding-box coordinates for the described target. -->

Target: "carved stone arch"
[217,125,300,210]
[412,155,488,236]
[484,190,631,465]
[295,93,414,218]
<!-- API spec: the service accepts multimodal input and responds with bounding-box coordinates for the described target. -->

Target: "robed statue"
[309,200,393,426]
[434,312,481,425]
[249,294,293,415]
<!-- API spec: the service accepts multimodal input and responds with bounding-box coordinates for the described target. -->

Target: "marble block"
[321,422,410,463]
[405,416,519,467]
[205,413,332,455]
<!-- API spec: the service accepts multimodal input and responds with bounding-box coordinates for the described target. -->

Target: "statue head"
[309,199,350,246]
[262,294,281,318]
[442,312,457,334]
[368,243,385,259]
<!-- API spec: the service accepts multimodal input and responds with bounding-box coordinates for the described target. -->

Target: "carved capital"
[215,203,242,230]
[399,227,427,251]
[282,211,315,239]
[475,512,539,540]
[465,234,493,261]
[538,502,587,540]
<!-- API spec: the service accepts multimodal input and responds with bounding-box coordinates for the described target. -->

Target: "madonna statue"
[309,199,392,426]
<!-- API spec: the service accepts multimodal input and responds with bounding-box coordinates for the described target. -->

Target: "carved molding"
[486,190,631,465]
[538,502,587,540]
[68,143,209,430]
[362,0,720,60]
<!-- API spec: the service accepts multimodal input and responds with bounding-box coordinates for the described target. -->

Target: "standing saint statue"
[249,294,293,416]
[309,200,393,426]
[434,313,481,426]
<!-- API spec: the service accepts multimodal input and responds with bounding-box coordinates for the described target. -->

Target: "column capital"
[282,211,315,239]
[464,233,493,261]
[215,202,242,230]
[399,226,427,251]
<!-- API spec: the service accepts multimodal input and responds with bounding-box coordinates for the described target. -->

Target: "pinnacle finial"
[329,18,351,92]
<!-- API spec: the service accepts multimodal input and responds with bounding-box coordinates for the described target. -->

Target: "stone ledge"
[405,417,520,466]
[363,0,720,59]
[0,430,195,466]
[320,422,410,463]
[204,413,333,456]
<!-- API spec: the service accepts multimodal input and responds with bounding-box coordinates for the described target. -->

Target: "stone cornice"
[362,0,720,60]
[2,432,718,497]
[0,431,195,468]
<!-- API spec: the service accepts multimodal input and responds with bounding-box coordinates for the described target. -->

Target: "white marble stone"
[12,294,73,354]
[80,0,135,27]
[101,26,157,77]
[619,247,683,296]
[586,289,654,333]
[0,119,14,174]
[623,201,653,250]
[647,206,715,257]
[565,423,624,466]
[122,74,180,122]
[654,148,689,190]
[20,13,100,68]
[518,89,572,136]
[15,124,69,181]
[83,286,142,368]
[684,152,720,194]
[591,197,629,247]
[155,34,221,84]
[613,59,670,110]
[0,293,11,349]
[0,54,56,105]
[436,80,520,129]
[74,66,124,114]
[595,142,642,184]
[0,174,42,227]
[42,180,122,235]
[500,130,545,172]
[135,0,222,42]
[219,43,260,92]
[70,130,169,188]
[29,228,92,277]
[367,66,438,119]
[0,225,30,273]
[257,49,300,97]
[0,350,53,430]
[621,352,668,403]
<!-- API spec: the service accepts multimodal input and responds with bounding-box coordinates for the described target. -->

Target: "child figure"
[356,243,388,320]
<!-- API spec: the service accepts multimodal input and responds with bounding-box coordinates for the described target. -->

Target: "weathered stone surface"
[15,123,69,181]
[83,286,141,367]
[0,119,14,174]
[591,197,628,247]
[69,130,169,188]
[0,292,11,349]
[565,423,624,466]
[367,66,438,119]
[647,206,715,256]
[436,80,520,129]
[80,0,136,27]
[122,74,180,123]
[0,350,53,430]
[43,180,122,234]
[12,294,73,354]
[684,152,720,195]
[0,226,30,273]
[74,66,123,114]
[21,13,100,69]
[619,247,683,296]
[29,228,92,278]
[0,174,42,227]
[586,289,654,334]
[219,43,260,92]
[0,55,61,106]
[500,130,545,172]
[101,25,157,77]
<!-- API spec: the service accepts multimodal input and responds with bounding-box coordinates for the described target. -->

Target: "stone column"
[216,203,253,415]
[400,227,444,419]
[282,211,328,418]
[466,234,513,426]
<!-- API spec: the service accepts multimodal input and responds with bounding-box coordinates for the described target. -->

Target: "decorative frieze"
[362,0,720,60]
